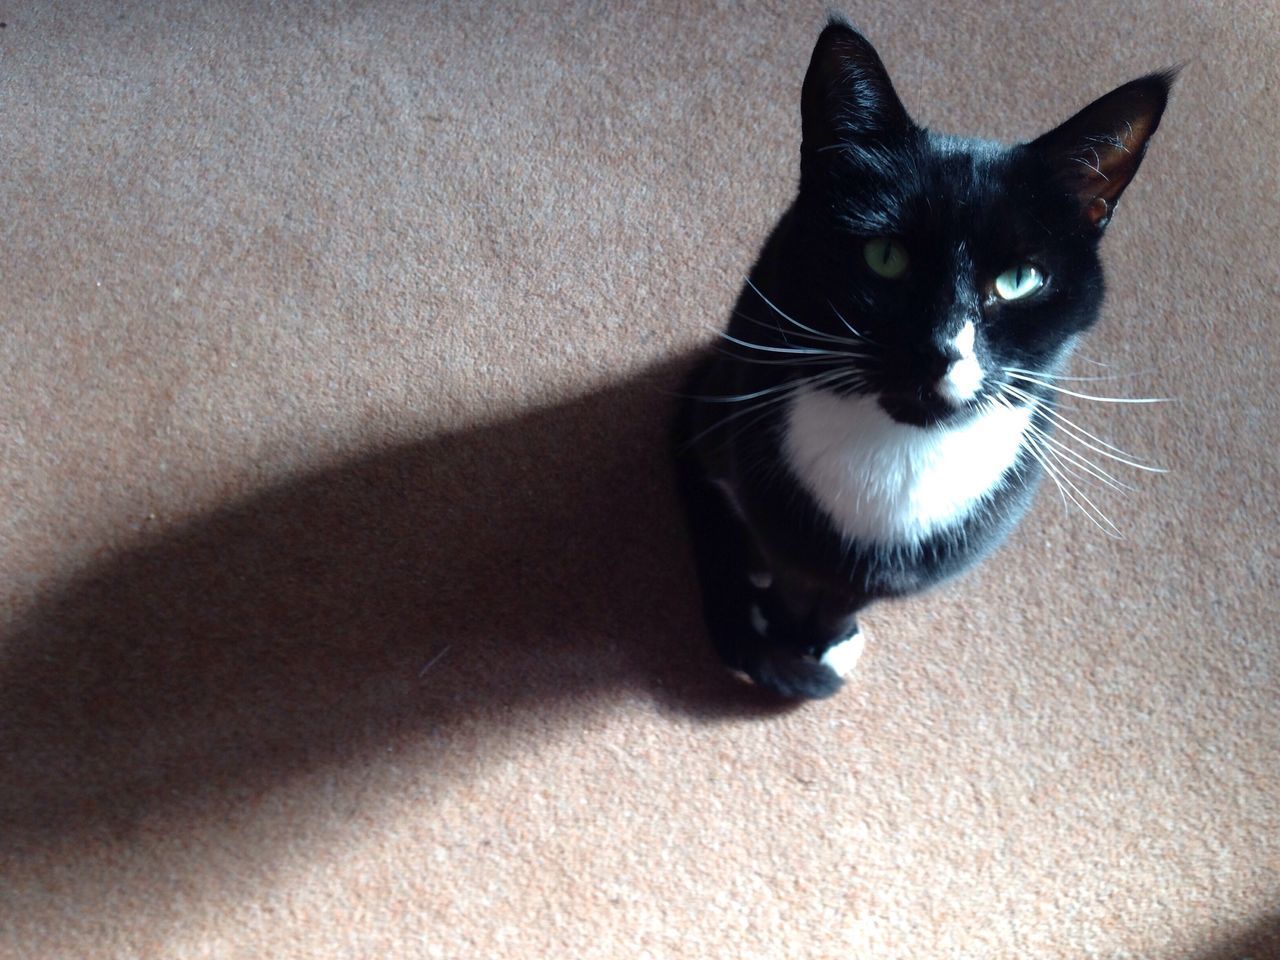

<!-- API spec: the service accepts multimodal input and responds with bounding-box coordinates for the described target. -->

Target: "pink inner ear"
[1085,197,1111,229]
[1080,113,1157,205]
[1029,72,1173,228]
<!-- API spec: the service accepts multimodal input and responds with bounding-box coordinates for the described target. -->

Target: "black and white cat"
[672,19,1173,699]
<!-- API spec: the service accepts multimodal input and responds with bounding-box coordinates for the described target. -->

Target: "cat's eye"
[863,238,909,279]
[994,264,1045,301]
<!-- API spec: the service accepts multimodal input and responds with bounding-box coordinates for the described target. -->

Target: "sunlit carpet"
[2,2,1277,957]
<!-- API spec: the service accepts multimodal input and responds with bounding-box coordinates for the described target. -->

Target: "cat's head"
[777,19,1173,426]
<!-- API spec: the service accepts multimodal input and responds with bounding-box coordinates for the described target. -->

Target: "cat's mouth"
[877,390,978,427]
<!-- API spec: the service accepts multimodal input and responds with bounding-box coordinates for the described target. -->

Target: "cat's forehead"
[918,134,1019,219]
[828,132,1037,244]
[926,132,1008,158]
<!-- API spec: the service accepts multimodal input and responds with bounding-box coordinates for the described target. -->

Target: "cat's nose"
[933,322,984,406]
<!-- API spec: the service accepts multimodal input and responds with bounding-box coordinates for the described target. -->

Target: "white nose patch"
[937,321,983,405]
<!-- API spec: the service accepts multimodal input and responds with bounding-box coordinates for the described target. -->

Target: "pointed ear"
[801,20,913,154]
[1029,71,1175,232]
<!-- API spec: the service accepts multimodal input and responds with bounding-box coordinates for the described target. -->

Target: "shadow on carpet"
[1188,915,1280,960]
[0,353,788,859]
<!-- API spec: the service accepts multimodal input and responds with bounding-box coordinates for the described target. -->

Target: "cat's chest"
[780,388,1033,545]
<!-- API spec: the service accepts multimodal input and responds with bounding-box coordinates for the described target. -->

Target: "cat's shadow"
[0,355,784,861]
[4,356,1275,957]
[1191,915,1280,960]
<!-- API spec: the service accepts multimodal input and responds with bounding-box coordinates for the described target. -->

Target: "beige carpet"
[2,1,1277,957]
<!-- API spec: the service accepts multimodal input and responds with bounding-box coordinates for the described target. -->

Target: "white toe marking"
[748,572,773,589]
[749,603,768,635]
[820,632,866,678]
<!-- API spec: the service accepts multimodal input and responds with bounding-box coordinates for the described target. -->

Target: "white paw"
[820,630,866,678]
[748,603,769,635]
[748,571,774,589]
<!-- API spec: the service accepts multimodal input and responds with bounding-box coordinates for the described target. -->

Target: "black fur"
[672,20,1172,699]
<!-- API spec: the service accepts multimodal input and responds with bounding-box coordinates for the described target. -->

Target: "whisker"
[1047,451,1134,497]
[680,377,838,404]
[744,278,829,340]
[1003,365,1160,383]
[1014,425,1073,517]
[827,301,880,345]
[1074,354,1114,368]
[712,346,854,368]
[734,310,876,355]
[1028,438,1124,538]
[714,330,833,356]
[700,363,874,450]
[745,278,872,351]
[1047,461,1123,537]
[1000,383,1167,472]
[1004,371,1171,404]
[678,367,851,451]
[1022,419,1136,493]
[995,393,1124,537]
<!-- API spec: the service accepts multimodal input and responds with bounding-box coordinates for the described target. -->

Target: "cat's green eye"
[863,238,909,279]
[994,264,1045,301]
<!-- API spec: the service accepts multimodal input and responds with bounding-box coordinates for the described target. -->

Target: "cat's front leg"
[672,459,848,699]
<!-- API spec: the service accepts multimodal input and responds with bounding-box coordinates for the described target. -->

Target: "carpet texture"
[2,2,1277,958]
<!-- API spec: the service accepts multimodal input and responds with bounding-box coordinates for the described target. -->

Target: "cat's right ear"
[801,20,913,154]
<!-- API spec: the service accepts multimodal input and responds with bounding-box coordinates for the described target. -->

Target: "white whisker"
[712,347,852,368]
[1074,354,1114,368]
[714,329,832,356]
[994,393,1126,537]
[1012,423,1072,517]
[745,279,835,341]
[1003,365,1160,383]
[734,310,875,355]
[1001,383,1167,472]
[1004,370,1170,404]
[745,278,873,351]
[1023,420,1136,493]
[1028,437,1124,538]
[683,378,836,404]
[827,301,879,344]
[679,367,854,451]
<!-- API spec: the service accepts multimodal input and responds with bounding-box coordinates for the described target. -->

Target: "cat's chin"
[877,393,974,428]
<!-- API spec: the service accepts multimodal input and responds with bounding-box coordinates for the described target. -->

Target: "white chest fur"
[782,388,1033,546]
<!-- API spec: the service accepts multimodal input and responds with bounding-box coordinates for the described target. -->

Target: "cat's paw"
[819,628,866,679]
[729,601,847,700]
[737,650,844,700]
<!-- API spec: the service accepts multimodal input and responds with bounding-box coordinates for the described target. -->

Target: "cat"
[672,18,1173,700]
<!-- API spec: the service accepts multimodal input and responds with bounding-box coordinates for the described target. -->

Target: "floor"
[2,2,1277,957]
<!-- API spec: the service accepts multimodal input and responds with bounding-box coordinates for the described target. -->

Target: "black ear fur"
[1028,70,1176,231]
[801,18,913,154]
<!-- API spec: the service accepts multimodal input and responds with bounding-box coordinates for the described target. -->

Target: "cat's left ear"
[1029,71,1176,232]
